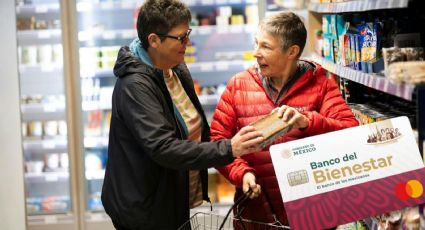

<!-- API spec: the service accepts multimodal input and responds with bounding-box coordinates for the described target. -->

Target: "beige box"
[250,111,291,149]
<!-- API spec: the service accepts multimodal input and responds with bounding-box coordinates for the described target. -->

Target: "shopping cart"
[178,189,290,230]
[177,212,290,230]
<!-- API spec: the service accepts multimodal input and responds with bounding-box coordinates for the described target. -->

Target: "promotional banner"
[270,116,425,230]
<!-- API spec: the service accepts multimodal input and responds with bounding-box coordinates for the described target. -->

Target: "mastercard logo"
[395,180,423,201]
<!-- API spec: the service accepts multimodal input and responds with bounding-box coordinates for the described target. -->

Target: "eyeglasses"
[156,28,192,44]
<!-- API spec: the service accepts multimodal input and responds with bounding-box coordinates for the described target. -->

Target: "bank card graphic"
[287,170,309,186]
[270,117,425,230]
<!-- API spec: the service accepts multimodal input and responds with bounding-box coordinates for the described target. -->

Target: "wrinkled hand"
[274,105,309,129]
[231,126,264,157]
[242,172,261,199]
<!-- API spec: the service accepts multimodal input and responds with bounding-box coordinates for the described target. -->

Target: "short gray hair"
[259,12,306,55]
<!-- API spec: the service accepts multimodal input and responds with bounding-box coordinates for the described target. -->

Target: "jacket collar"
[247,59,324,103]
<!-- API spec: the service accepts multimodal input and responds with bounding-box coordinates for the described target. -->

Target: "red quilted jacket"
[210,62,359,226]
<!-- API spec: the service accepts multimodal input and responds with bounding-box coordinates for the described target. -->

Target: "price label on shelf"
[201,0,214,5]
[38,31,51,39]
[90,213,105,222]
[43,104,57,113]
[76,2,92,12]
[216,26,229,34]
[200,63,214,72]
[197,26,212,35]
[215,62,229,71]
[120,2,134,9]
[102,31,116,40]
[121,30,136,39]
[215,0,227,4]
[44,173,59,182]
[41,65,55,72]
[229,26,243,34]
[244,25,256,33]
[35,6,48,13]
[100,2,114,10]
[44,215,58,224]
[42,140,56,149]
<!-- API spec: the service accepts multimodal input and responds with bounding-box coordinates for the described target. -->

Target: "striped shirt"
[164,69,203,208]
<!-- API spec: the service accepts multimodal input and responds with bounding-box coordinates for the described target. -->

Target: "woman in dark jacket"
[101,1,264,229]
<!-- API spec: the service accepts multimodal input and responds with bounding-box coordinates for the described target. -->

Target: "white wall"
[0,0,27,229]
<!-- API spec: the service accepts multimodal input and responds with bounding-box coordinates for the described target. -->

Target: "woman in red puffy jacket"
[210,12,359,228]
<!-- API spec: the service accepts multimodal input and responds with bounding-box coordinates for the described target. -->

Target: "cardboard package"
[250,111,291,148]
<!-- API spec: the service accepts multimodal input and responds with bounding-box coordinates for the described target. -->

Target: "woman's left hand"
[242,172,261,199]
[274,105,309,129]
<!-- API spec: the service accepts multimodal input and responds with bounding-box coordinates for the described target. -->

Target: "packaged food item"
[28,121,43,137]
[25,161,44,173]
[43,121,58,136]
[59,153,69,169]
[382,47,424,73]
[402,207,420,230]
[57,120,67,136]
[250,110,291,149]
[22,122,28,137]
[387,61,425,84]
[45,153,60,171]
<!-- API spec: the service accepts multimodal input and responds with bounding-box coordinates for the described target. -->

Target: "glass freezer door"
[76,0,139,215]
[15,0,74,227]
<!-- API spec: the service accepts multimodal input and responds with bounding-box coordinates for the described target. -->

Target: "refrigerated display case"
[76,2,133,225]
[13,0,260,228]
[15,0,78,229]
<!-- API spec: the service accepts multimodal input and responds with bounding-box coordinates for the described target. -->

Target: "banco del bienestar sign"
[270,116,425,230]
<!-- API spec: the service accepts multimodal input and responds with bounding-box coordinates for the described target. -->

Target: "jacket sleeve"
[119,79,234,170]
[302,71,359,136]
[210,75,255,188]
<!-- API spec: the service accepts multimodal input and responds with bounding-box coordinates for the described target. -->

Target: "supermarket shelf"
[23,138,68,153]
[19,67,65,96]
[82,100,112,111]
[77,1,137,12]
[85,170,105,180]
[76,0,257,11]
[19,65,63,78]
[81,60,254,79]
[192,24,256,36]
[187,60,254,74]
[80,69,114,79]
[28,213,75,226]
[184,0,257,6]
[16,3,60,15]
[78,25,256,42]
[21,103,66,122]
[81,94,217,112]
[78,29,136,42]
[308,0,409,13]
[84,136,109,148]
[198,94,220,107]
[17,29,62,45]
[311,54,416,101]
[25,171,69,183]
[85,211,112,223]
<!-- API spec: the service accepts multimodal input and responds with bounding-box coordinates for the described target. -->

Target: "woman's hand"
[231,126,264,157]
[242,172,261,199]
[274,105,309,129]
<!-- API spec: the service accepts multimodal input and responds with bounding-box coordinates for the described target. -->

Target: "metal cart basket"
[177,212,290,230]
[179,187,290,229]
